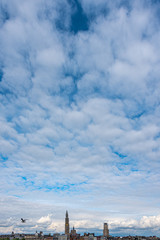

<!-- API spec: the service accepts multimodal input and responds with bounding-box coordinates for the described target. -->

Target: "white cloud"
[0,226,14,234]
[0,0,160,236]
[37,214,52,224]
[36,47,65,68]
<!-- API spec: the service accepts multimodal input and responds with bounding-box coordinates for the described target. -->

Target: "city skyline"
[0,0,160,237]
[1,212,159,240]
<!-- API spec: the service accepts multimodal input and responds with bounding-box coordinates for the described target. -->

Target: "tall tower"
[65,210,69,235]
[103,223,109,238]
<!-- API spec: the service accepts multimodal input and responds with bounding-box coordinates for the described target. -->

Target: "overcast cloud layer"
[0,0,160,236]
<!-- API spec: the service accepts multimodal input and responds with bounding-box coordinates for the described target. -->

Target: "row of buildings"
[1,212,159,240]
[64,210,109,240]
[0,211,109,240]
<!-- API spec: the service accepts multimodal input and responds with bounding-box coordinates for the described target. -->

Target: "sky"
[0,0,160,237]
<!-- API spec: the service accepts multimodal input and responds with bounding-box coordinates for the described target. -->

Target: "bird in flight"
[21,218,27,223]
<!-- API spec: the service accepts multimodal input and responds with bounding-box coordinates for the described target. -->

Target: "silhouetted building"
[71,227,76,236]
[103,223,109,238]
[65,210,70,235]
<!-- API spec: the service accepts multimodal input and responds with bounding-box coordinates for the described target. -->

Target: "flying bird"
[21,218,27,223]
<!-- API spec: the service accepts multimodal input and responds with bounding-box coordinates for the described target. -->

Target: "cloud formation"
[0,0,160,236]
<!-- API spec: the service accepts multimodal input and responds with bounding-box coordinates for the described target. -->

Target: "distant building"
[89,234,96,240]
[103,223,109,238]
[83,235,88,240]
[70,226,81,240]
[44,237,53,240]
[53,233,60,240]
[71,227,76,236]
[25,234,40,240]
[65,211,70,236]
[10,232,25,240]
[58,235,67,240]
[82,233,96,240]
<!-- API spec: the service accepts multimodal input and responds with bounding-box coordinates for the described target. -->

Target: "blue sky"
[0,0,160,236]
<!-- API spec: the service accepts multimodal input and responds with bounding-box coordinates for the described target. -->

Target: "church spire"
[65,210,69,235]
